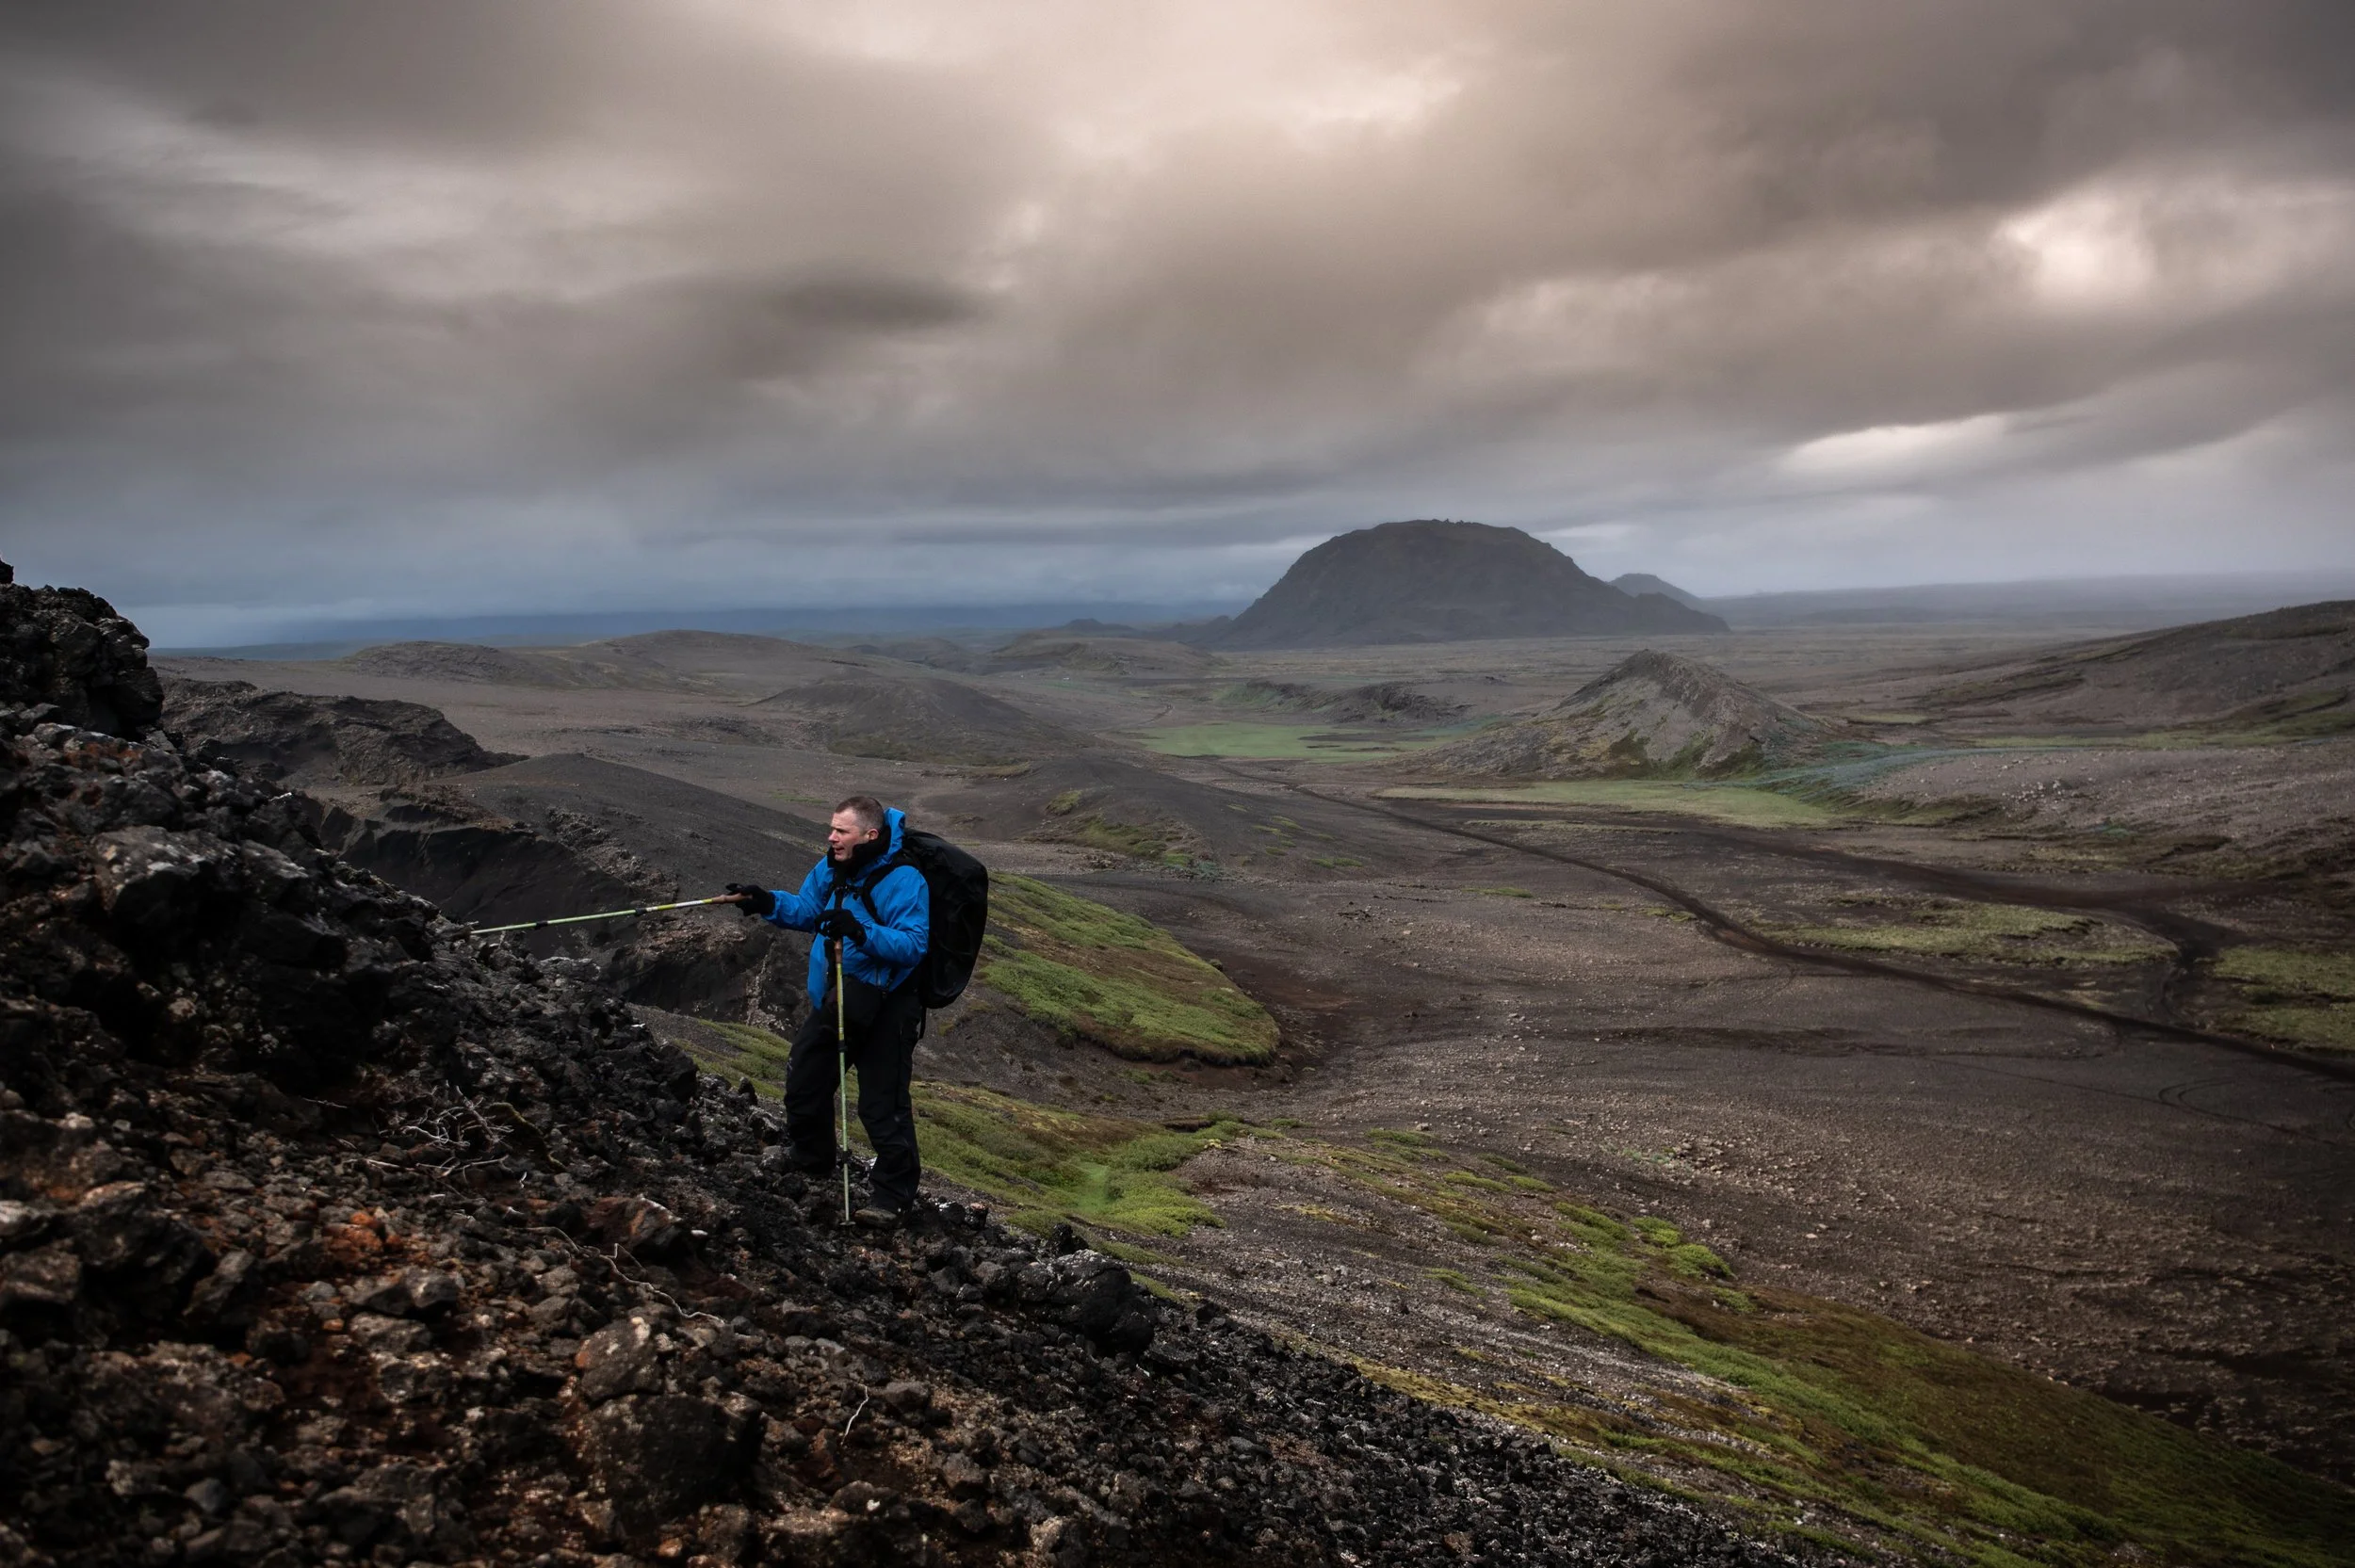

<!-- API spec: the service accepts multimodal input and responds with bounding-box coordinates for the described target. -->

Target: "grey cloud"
[2,1,2351,632]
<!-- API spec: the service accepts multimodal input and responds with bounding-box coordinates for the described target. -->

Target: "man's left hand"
[815,909,865,944]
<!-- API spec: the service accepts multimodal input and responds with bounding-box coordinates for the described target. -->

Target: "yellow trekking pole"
[835,935,852,1226]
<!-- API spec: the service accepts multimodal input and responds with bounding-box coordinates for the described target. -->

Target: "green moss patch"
[907,1082,1250,1237]
[1381,782,1840,829]
[2211,947,2355,1050]
[661,1013,1245,1240]
[977,875,1278,1064]
[1770,899,2173,968]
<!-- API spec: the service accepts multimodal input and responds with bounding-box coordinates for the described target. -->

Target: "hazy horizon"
[7,3,2352,641]
[128,561,2355,655]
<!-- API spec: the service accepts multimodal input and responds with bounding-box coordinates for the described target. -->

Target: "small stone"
[347,1313,431,1354]
[403,1269,461,1313]
[939,1452,988,1499]
[577,1317,664,1402]
[880,1380,932,1415]
[183,1477,230,1516]
[830,1480,894,1517]
[349,1275,413,1317]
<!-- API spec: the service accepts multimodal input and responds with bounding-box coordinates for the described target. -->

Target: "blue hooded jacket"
[762,807,930,1000]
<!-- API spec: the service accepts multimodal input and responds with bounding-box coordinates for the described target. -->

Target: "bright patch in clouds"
[1781,414,2011,477]
[2000,189,2158,308]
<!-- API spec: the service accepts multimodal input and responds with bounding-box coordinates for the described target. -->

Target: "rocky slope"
[162,679,522,789]
[1215,523,1726,648]
[1916,598,2355,733]
[1423,651,1836,778]
[0,571,1811,1564]
[1606,574,1706,611]
[1222,681,1466,726]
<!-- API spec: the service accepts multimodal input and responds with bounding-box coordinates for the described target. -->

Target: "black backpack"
[847,827,989,1009]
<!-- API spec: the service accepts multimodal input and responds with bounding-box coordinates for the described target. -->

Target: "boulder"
[576,1393,755,1531]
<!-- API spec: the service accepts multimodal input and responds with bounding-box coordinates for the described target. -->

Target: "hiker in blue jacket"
[724,795,929,1223]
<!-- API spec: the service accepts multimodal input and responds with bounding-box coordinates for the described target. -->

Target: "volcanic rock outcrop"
[0,562,164,737]
[162,679,522,789]
[0,578,1806,1565]
[1427,650,1835,778]
[1216,522,1727,648]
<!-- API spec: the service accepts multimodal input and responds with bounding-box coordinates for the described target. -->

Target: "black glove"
[725,882,774,918]
[814,908,865,944]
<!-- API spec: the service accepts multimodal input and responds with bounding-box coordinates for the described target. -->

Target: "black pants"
[785,967,923,1208]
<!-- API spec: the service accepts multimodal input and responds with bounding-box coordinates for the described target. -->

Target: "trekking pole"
[834,938,852,1225]
[466,895,733,937]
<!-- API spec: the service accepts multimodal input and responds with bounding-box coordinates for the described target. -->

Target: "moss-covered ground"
[1379,781,1841,829]
[668,1020,1249,1240]
[1765,898,2176,968]
[1267,1129,2355,1567]
[977,874,1279,1064]
[2208,946,2355,1050]
[1035,787,1204,868]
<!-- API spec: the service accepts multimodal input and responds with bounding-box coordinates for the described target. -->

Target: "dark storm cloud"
[2,1,2351,639]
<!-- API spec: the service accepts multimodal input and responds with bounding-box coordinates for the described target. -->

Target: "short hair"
[833,795,885,834]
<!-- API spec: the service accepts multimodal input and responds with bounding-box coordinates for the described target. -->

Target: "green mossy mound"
[1422,650,1839,781]
[978,875,1278,1064]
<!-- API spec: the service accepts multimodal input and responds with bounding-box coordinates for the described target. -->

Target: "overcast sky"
[4,1,2352,642]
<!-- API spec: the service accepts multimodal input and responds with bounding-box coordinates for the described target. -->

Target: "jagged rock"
[0,561,164,736]
[577,1314,666,1402]
[1026,1253,1158,1354]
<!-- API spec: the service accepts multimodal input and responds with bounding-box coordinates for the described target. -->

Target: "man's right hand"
[724,883,775,917]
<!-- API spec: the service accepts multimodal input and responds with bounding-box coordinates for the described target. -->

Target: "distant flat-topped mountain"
[1216,521,1727,647]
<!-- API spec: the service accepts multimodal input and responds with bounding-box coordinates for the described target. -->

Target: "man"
[725,796,930,1224]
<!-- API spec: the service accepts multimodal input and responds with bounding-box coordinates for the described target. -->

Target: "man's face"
[828,809,878,862]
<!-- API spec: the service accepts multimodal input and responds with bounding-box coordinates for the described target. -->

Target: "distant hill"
[1918,598,2355,734]
[1216,522,1726,648]
[751,671,1088,765]
[1423,650,1835,778]
[160,677,520,787]
[1703,574,2355,631]
[1609,573,1707,609]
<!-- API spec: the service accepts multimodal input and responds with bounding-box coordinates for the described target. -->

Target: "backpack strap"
[847,851,907,926]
